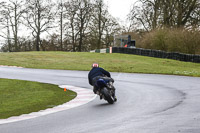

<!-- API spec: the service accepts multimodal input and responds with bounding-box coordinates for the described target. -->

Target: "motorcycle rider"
[88,63,117,101]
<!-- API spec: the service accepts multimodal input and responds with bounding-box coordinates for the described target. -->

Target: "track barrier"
[112,47,200,63]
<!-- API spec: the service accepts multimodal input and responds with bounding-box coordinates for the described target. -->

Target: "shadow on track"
[93,102,117,108]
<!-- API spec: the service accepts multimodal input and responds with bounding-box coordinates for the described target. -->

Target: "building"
[114,34,135,48]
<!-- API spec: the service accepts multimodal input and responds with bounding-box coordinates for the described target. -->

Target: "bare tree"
[0,2,11,52]
[176,0,199,27]
[128,0,200,30]
[104,15,121,48]
[0,0,25,52]
[64,0,79,51]
[65,0,92,52]
[89,1,121,49]
[0,11,12,52]
[92,0,108,49]
[160,0,200,27]
[25,0,55,51]
[57,0,67,51]
[76,0,93,52]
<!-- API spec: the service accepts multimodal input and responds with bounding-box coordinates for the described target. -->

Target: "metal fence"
[112,47,200,63]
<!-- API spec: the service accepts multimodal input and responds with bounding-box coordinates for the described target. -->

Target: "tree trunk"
[97,2,102,49]
[60,1,63,51]
[36,34,40,51]
[60,11,63,51]
[36,0,40,51]
[14,4,18,52]
[79,30,82,52]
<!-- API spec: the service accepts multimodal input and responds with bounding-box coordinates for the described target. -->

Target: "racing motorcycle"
[96,77,117,104]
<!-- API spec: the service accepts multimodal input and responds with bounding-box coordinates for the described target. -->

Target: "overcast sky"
[107,0,136,22]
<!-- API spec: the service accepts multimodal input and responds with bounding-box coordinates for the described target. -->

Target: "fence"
[112,47,200,63]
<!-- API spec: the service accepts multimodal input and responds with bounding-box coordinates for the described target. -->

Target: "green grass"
[0,78,76,119]
[0,51,200,77]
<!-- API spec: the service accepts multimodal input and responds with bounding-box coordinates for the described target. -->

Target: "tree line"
[128,0,200,31]
[1,0,200,54]
[0,0,121,52]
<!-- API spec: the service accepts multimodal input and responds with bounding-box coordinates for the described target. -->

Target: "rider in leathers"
[88,63,116,101]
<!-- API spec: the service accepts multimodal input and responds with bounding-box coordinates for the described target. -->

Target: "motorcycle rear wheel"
[101,87,114,104]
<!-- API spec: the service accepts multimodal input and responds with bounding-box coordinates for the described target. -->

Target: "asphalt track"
[0,66,200,133]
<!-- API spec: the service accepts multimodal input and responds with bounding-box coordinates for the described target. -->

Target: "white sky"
[107,0,136,22]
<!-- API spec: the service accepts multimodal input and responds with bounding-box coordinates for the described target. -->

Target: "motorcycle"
[96,77,117,104]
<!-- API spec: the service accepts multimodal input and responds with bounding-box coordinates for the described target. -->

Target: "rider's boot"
[100,94,103,100]
[93,86,99,94]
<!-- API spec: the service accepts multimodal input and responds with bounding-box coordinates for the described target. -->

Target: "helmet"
[92,63,99,68]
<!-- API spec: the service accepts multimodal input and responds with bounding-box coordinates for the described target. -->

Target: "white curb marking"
[0,85,96,125]
[0,65,23,68]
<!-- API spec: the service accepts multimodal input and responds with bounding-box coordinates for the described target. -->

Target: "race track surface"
[0,66,200,133]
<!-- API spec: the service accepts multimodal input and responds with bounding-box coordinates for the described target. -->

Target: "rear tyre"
[101,87,114,104]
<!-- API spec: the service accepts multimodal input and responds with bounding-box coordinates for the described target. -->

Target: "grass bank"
[0,51,200,77]
[0,78,76,119]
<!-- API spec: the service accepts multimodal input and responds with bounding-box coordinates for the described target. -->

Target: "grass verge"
[0,78,76,119]
[0,51,200,77]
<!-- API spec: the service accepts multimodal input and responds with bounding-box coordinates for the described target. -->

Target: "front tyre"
[101,87,114,104]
